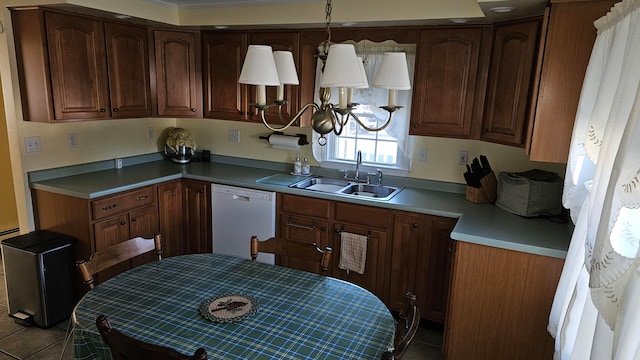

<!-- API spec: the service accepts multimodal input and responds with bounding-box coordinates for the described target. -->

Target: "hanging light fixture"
[238,0,411,145]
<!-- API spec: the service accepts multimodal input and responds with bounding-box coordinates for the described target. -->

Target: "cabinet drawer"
[280,194,330,219]
[92,186,156,220]
[334,202,390,229]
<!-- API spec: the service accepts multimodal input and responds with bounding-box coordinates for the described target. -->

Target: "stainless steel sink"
[289,177,402,200]
[338,183,401,200]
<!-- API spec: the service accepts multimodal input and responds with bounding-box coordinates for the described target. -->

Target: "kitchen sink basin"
[289,177,402,200]
[338,183,401,200]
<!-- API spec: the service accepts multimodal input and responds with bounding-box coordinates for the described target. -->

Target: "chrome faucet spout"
[355,150,362,180]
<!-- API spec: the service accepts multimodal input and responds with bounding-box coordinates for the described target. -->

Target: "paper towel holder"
[259,132,309,146]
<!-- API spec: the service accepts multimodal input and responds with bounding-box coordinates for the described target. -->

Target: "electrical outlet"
[229,130,240,143]
[147,127,154,140]
[458,150,469,165]
[115,158,123,169]
[68,134,78,148]
[418,147,428,162]
[25,136,41,153]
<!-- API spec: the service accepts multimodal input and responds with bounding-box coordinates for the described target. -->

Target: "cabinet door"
[410,28,482,137]
[527,1,616,162]
[154,30,202,117]
[331,223,388,302]
[277,213,329,274]
[482,20,539,146]
[158,181,184,258]
[183,180,211,254]
[247,32,301,124]
[203,32,248,120]
[93,215,130,282]
[105,22,152,118]
[425,216,456,323]
[389,213,428,312]
[45,12,110,120]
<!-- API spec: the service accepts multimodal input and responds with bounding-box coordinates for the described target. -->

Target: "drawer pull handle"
[120,220,126,225]
[286,221,316,231]
[102,204,117,210]
[136,196,149,201]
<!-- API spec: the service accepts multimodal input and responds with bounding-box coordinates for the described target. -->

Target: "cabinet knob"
[100,108,106,113]
[113,108,119,112]
[120,220,126,225]
[413,223,419,228]
[190,108,196,112]
[482,128,488,133]
[131,217,137,222]
[413,123,418,128]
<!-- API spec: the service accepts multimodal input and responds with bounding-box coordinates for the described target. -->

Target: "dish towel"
[338,232,368,275]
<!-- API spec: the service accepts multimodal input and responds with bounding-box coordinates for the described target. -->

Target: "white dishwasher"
[211,184,276,264]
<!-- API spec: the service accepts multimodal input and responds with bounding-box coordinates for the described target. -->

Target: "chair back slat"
[382,292,421,360]
[250,236,332,272]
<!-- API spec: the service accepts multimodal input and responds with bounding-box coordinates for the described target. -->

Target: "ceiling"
[142,0,548,25]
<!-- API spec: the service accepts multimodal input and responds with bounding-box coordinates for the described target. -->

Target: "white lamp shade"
[372,52,411,90]
[320,44,368,88]
[239,45,280,86]
[354,56,369,89]
[273,51,299,85]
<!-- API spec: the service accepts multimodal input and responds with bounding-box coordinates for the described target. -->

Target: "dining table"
[70,253,396,359]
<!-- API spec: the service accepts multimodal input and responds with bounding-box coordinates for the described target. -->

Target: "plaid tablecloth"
[71,253,395,359]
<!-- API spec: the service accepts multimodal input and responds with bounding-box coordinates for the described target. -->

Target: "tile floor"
[0,254,443,360]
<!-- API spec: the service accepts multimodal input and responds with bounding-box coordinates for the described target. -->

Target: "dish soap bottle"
[302,157,310,175]
[293,156,302,174]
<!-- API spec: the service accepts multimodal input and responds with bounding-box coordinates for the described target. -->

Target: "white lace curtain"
[549,0,640,358]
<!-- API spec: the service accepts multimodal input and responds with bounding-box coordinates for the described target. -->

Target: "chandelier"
[238,0,411,146]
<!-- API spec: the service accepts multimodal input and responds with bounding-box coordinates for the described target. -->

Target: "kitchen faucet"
[354,150,362,180]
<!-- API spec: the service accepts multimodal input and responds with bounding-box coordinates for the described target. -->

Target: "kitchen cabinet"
[154,30,202,118]
[481,20,540,146]
[410,27,489,138]
[527,0,616,162]
[11,9,152,122]
[157,180,184,258]
[444,241,563,360]
[277,193,330,274]
[202,32,248,121]
[389,212,455,323]
[182,179,211,254]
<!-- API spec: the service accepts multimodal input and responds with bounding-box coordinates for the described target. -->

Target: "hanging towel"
[338,232,368,275]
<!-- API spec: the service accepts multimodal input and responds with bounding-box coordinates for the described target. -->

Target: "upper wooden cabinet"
[202,32,248,121]
[410,28,487,138]
[481,20,540,146]
[527,0,616,162]
[153,30,202,118]
[104,22,153,118]
[12,9,152,122]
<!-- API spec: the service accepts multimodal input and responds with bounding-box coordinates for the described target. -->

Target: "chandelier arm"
[349,110,394,132]
[259,102,319,132]
[326,104,345,136]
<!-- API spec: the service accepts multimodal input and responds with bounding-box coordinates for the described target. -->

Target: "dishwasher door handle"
[232,194,251,201]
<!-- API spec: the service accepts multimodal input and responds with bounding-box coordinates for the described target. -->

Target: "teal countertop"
[30,158,572,259]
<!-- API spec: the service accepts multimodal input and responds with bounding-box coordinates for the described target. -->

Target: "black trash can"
[1,230,75,328]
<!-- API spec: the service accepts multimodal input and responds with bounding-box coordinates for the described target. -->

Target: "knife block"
[465,171,497,203]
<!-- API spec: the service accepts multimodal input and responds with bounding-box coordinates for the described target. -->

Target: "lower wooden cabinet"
[157,180,184,258]
[444,241,563,360]
[182,179,212,254]
[389,212,455,323]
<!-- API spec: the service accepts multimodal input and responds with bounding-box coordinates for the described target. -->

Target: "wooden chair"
[382,292,421,360]
[250,236,332,272]
[76,234,163,289]
[96,314,208,360]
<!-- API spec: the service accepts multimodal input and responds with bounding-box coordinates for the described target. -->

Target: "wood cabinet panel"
[202,32,248,120]
[334,201,390,230]
[280,193,331,219]
[389,212,426,312]
[157,180,184,258]
[182,179,211,254]
[92,186,155,221]
[154,30,202,117]
[425,216,456,323]
[410,28,483,137]
[104,22,152,118]
[527,0,616,162]
[278,213,329,274]
[482,20,540,146]
[445,241,563,360]
[45,11,111,120]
